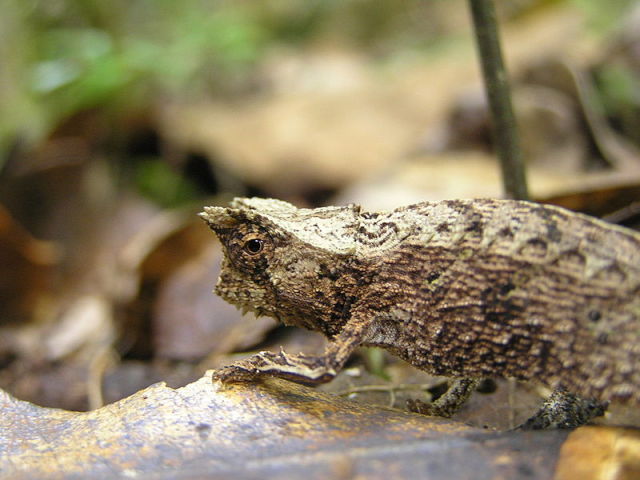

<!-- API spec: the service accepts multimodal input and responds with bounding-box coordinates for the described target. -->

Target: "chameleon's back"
[372,199,640,405]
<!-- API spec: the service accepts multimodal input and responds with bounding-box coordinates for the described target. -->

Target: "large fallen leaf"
[4,371,640,479]
[1,372,573,480]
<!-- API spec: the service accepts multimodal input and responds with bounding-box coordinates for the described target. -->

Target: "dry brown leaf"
[336,152,640,214]
[156,4,597,200]
[555,426,640,480]
[153,244,276,361]
[0,372,572,480]
[0,204,59,326]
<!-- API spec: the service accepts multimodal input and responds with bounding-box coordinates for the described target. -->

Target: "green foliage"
[596,64,640,145]
[28,3,268,120]
[2,0,270,153]
[597,64,639,112]
[570,0,636,34]
[133,158,199,208]
[32,28,132,120]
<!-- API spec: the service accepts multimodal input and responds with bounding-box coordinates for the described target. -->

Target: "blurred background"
[1,0,639,421]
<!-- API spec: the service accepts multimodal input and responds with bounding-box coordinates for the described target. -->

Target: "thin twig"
[336,383,430,408]
[469,0,529,201]
[335,383,436,396]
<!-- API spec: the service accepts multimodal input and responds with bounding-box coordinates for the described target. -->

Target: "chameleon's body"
[200,198,640,423]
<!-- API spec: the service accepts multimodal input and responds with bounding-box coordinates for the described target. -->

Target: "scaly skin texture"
[200,198,640,419]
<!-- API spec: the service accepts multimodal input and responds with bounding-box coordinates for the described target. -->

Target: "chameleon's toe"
[407,398,436,416]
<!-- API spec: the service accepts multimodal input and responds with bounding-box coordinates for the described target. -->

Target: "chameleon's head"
[199,197,362,336]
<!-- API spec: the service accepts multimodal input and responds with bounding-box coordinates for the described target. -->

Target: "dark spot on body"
[440,351,466,375]
[379,221,400,233]
[436,222,451,233]
[318,263,340,281]
[588,310,601,322]
[597,332,608,345]
[427,271,441,283]
[443,200,472,215]
[484,309,518,327]
[493,356,507,366]
[465,220,483,235]
[521,238,548,257]
[533,341,552,375]
[498,226,513,238]
[431,325,445,340]
[357,225,379,239]
[546,223,562,243]
[533,206,563,243]
[251,257,270,279]
[357,270,377,287]
[480,283,523,323]
[327,293,356,336]
[499,282,515,296]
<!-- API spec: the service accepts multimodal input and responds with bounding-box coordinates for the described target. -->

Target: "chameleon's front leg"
[213,323,366,385]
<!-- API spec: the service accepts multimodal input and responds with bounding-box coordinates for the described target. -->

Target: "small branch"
[335,382,437,407]
[468,0,529,201]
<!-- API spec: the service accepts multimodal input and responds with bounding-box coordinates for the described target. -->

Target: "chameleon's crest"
[226,197,361,255]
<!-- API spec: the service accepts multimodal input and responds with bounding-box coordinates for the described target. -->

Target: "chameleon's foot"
[212,350,337,385]
[407,378,480,418]
[212,363,259,383]
[519,387,607,430]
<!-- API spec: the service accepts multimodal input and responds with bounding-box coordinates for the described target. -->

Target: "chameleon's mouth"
[215,283,278,319]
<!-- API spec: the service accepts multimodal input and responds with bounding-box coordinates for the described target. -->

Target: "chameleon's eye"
[244,237,264,255]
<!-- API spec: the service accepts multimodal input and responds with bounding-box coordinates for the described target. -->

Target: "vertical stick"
[468,0,529,200]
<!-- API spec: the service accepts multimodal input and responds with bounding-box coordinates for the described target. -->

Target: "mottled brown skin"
[200,198,640,426]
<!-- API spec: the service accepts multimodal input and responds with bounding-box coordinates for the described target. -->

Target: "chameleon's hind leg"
[407,378,480,418]
[519,387,607,430]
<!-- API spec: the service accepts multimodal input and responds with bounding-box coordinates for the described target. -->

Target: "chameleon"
[200,197,640,428]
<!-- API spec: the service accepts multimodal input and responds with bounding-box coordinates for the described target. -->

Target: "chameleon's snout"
[199,206,238,231]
